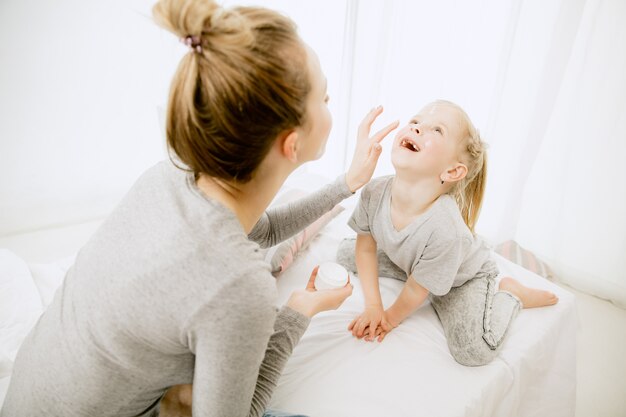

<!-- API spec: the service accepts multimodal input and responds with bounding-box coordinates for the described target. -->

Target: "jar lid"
[317,262,348,286]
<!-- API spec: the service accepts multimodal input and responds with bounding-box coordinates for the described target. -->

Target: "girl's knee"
[336,238,357,272]
[448,341,498,366]
[446,325,498,366]
[336,238,405,281]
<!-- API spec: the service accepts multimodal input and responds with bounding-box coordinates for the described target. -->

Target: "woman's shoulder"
[184,212,273,282]
[131,159,183,186]
[167,232,277,313]
[111,160,189,213]
[176,239,278,337]
[176,225,278,310]
[95,159,276,300]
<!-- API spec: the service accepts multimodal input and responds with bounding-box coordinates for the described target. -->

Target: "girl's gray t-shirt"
[1,160,353,417]
[348,175,492,296]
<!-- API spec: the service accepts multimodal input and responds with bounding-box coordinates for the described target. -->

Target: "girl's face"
[391,103,465,180]
[297,44,332,162]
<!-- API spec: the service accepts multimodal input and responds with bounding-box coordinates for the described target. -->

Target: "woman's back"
[2,161,278,416]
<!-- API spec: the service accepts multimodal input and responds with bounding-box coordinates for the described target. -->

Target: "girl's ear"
[442,163,468,183]
[280,130,299,163]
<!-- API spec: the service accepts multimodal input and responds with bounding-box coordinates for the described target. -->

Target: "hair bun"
[153,0,253,49]
[159,1,309,183]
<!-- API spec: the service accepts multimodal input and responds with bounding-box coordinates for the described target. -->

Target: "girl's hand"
[370,310,400,342]
[286,266,353,318]
[345,106,399,193]
[348,305,385,340]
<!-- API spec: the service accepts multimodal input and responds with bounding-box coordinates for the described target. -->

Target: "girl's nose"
[411,126,420,135]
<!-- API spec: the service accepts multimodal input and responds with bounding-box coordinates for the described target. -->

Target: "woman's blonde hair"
[431,100,487,233]
[153,0,310,182]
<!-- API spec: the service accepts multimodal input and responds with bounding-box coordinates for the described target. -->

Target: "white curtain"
[0,0,176,235]
[513,0,626,307]
[0,0,353,235]
[1,0,624,306]
[340,0,626,307]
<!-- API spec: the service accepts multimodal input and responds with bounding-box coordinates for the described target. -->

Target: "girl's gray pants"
[337,238,521,366]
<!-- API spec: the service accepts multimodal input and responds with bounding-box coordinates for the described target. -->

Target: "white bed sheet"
[0,199,577,416]
[268,206,577,417]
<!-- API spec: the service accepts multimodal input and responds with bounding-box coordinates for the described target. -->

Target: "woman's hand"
[348,304,386,340]
[286,266,353,318]
[345,106,399,193]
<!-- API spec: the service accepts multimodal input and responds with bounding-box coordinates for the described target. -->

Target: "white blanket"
[268,207,577,417]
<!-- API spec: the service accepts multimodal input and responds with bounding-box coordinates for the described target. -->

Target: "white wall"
[341,0,626,307]
[514,0,626,306]
[0,0,353,237]
[341,0,514,179]
[2,0,625,305]
[0,0,182,235]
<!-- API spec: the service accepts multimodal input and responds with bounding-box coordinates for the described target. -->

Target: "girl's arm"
[369,277,428,342]
[355,233,383,307]
[385,274,430,330]
[348,233,386,340]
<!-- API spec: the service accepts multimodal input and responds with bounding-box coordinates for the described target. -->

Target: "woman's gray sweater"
[1,161,353,417]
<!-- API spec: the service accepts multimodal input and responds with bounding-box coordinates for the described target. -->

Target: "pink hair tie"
[181,35,202,53]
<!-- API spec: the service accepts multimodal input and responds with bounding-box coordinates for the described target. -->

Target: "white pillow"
[0,250,44,377]
[29,255,74,307]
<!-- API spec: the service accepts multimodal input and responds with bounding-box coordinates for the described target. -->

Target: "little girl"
[337,100,558,366]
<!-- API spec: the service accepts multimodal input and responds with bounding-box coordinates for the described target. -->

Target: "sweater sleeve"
[250,306,310,414]
[248,174,354,248]
[185,291,310,417]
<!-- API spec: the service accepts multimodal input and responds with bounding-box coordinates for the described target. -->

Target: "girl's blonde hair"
[153,0,310,182]
[431,100,487,233]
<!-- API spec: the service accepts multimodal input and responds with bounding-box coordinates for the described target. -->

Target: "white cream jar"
[315,262,349,290]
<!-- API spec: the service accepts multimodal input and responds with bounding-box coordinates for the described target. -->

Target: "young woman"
[0,0,398,416]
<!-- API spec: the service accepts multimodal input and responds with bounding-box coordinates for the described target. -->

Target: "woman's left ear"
[443,163,468,183]
[281,130,299,163]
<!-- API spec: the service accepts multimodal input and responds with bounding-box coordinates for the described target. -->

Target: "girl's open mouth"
[400,138,420,152]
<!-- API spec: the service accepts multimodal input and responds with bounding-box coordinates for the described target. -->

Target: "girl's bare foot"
[498,276,559,308]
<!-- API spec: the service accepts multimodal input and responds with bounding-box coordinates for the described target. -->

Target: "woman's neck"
[391,172,444,218]
[196,163,290,234]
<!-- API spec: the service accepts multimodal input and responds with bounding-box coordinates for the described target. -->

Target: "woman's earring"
[441,179,444,185]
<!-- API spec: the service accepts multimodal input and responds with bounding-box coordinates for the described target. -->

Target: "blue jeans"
[263,410,309,417]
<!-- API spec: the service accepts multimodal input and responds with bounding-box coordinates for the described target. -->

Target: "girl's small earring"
[441,180,445,185]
